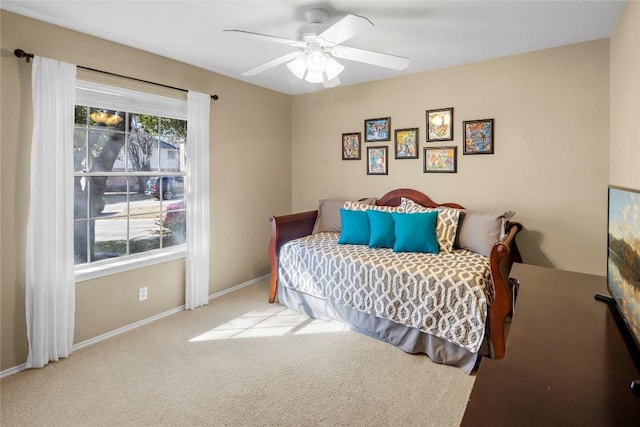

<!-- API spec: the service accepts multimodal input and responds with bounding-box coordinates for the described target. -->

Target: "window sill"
[75,245,186,283]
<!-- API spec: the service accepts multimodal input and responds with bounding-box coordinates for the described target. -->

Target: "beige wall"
[0,11,292,371]
[291,40,610,276]
[610,0,640,188]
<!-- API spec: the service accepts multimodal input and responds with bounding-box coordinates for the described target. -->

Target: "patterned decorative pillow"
[343,201,403,213]
[400,197,461,253]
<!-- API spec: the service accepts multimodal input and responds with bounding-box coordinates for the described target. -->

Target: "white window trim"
[76,80,187,119]
[75,244,186,283]
[74,80,189,281]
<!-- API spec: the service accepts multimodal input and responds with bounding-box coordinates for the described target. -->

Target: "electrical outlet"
[138,286,148,301]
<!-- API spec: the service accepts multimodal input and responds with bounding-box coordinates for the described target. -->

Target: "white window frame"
[74,80,188,281]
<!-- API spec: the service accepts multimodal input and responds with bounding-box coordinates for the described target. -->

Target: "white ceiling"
[2,1,626,95]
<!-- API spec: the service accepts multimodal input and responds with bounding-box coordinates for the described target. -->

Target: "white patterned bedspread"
[278,232,492,353]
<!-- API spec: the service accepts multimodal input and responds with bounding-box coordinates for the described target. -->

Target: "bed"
[268,188,522,373]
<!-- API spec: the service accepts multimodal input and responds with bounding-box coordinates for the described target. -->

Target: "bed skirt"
[278,285,483,374]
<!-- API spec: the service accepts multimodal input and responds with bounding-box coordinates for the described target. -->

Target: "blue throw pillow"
[391,211,439,253]
[338,209,370,245]
[367,209,395,248]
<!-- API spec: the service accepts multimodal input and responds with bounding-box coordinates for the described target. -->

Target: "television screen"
[607,185,640,353]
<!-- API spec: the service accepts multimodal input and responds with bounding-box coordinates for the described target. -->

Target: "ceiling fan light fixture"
[304,70,324,84]
[305,47,327,74]
[286,56,307,79]
[324,56,344,81]
[228,8,410,90]
[323,76,341,88]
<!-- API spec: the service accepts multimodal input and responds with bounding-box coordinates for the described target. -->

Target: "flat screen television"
[607,185,640,370]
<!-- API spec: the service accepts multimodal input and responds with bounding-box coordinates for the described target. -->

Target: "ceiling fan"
[224,8,410,88]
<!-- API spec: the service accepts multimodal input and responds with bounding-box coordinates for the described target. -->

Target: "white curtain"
[185,91,211,309]
[26,57,76,368]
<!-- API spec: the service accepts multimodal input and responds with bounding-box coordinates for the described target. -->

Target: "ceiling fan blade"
[241,51,304,76]
[224,29,307,48]
[317,14,373,46]
[330,46,410,71]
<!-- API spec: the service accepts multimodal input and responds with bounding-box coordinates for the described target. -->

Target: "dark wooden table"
[462,263,640,426]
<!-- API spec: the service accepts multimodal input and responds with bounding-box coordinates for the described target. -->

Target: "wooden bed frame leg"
[268,216,279,304]
[489,313,507,359]
[268,265,277,303]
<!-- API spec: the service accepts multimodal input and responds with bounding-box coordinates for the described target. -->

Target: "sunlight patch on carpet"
[189,306,348,342]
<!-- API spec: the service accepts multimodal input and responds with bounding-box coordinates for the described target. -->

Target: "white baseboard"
[73,305,187,351]
[0,274,270,379]
[208,274,269,301]
[1,363,27,378]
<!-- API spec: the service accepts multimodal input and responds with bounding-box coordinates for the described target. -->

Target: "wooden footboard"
[487,221,523,359]
[267,189,522,360]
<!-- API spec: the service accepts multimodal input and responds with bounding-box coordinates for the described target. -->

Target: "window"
[73,81,188,269]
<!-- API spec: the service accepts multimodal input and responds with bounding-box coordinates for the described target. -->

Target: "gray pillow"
[312,198,376,234]
[455,210,515,257]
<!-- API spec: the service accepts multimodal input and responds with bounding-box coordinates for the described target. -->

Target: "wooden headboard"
[375,188,464,209]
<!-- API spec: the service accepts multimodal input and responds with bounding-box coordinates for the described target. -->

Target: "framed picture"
[342,132,361,160]
[424,146,457,173]
[367,146,388,175]
[426,108,454,141]
[463,119,494,154]
[394,128,419,159]
[364,117,391,142]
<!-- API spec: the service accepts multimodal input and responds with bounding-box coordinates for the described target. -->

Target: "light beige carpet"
[0,279,475,426]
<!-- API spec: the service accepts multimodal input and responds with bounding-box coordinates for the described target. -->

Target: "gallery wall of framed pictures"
[341,108,494,176]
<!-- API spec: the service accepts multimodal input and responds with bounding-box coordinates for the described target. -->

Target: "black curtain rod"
[14,49,219,101]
